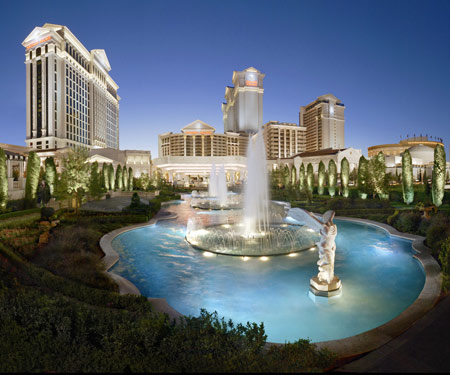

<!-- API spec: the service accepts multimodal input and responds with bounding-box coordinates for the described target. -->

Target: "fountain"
[186,128,321,257]
[208,163,218,198]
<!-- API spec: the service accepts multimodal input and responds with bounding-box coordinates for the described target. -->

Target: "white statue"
[289,208,340,290]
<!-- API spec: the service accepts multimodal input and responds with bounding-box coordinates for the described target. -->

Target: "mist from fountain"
[243,129,270,235]
[217,165,228,207]
[208,163,218,197]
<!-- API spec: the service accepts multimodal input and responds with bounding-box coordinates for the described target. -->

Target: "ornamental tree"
[291,166,297,186]
[102,163,110,191]
[109,164,115,191]
[44,157,57,196]
[128,167,133,191]
[340,157,349,198]
[0,148,7,210]
[116,165,123,191]
[283,165,290,187]
[432,144,446,207]
[25,151,41,208]
[122,166,129,191]
[89,161,104,200]
[298,163,305,192]
[59,147,90,212]
[401,149,414,204]
[317,161,325,195]
[306,163,314,193]
[328,160,337,197]
[368,152,387,198]
[357,156,369,199]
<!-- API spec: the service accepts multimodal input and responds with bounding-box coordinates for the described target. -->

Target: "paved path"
[336,294,450,372]
[81,196,149,212]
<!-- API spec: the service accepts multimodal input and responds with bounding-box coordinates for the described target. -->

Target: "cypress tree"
[122,166,129,191]
[116,165,123,191]
[128,167,133,191]
[89,161,104,200]
[298,163,305,192]
[432,144,446,207]
[401,149,414,204]
[306,163,314,193]
[0,148,8,210]
[25,151,41,208]
[328,160,337,197]
[44,157,57,196]
[357,156,369,199]
[341,157,349,198]
[102,163,110,191]
[291,166,297,186]
[317,161,325,195]
[109,164,115,191]
[283,165,290,187]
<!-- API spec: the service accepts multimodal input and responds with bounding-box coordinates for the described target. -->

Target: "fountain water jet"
[208,163,218,198]
[217,165,228,207]
[243,129,270,235]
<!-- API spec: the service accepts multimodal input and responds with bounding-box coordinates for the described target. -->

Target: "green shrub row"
[0,208,41,221]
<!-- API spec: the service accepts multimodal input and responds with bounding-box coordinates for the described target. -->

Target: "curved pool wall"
[107,200,439,346]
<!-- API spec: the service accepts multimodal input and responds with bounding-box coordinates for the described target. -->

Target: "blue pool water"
[111,201,425,343]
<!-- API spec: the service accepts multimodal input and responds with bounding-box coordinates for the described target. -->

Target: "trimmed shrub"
[393,211,422,233]
[341,157,349,198]
[317,161,325,195]
[25,151,41,208]
[44,157,57,196]
[128,167,133,191]
[328,160,337,197]
[0,148,8,210]
[115,165,123,191]
[432,144,446,207]
[40,207,55,221]
[402,149,414,204]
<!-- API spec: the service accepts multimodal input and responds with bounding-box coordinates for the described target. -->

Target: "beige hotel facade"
[22,23,120,151]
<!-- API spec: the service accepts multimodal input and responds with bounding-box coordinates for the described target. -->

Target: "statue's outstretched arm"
[288,208,323,232]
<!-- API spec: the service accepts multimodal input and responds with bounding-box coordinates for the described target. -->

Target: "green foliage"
[122,166,128,191]
[317,161,325,195]
[357,155,369,199]
[402,150,414,204]
[291,165,297,186]
[368,152,387,198]
[60,148,91,211]
[128,167,133,191]
[392,210,422,233]
[115,165,123,191]
[102,163,110,191]
[426,214,450,255]
[130,192,141,208]
[439,237,450,292]
[298,163,305,192]
[341,157,349,198]
[44,157,57,196]
[0,148,7,210]
[432,144,446,207]
[328,160,337,197]
[306,163,314,193]
[0,208,40,221]
[40,206,55,221]
[89,162,104,200]
[25,151,41,208]
[136,173,151,191]
[108,164,115,191]
[283,165,290,187]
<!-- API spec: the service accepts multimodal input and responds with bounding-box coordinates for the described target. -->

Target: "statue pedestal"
[309,275,342,297]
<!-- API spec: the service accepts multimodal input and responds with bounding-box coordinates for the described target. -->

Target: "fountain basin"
[186,222,320,256]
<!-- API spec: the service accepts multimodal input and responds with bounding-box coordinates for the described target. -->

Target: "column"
[41,56,47,137]
[278,128,281,159]
[25,60,31,140]
[32,60,37,139]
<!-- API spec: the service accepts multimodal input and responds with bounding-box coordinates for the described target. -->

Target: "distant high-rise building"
[222,67,265,133]
[300,94,345,151]
[22,23,120,150]
[263,121,306,159]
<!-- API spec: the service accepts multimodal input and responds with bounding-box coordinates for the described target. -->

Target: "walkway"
[337,294,450,372]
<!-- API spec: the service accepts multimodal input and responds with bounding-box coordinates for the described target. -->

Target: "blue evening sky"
[0,0,449,157]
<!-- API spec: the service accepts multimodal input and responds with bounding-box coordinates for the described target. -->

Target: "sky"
[0,0,449,158]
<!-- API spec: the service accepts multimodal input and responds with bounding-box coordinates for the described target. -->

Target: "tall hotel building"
[22,24,120,150]
[222,67,265,133]
[263,121,307,159]
[300,94,345,152]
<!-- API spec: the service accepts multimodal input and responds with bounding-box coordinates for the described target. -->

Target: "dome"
[407,144,435,164]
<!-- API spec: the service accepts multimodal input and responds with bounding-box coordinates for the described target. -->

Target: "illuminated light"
[242,256,249,262]
[306,228,315,232]
[222,224,231,228]
[281,224,288,227]
[288,253,298,257]
[203,252,214,257]
[260,256,269,262]
[245,80,258,86]
[309,247,316,251]
[26,36,52,50]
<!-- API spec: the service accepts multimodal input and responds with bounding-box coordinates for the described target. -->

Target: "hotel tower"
[22,23,120,151]
[300,94,345,152]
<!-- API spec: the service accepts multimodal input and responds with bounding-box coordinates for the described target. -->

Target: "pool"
[111,201,425,343]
